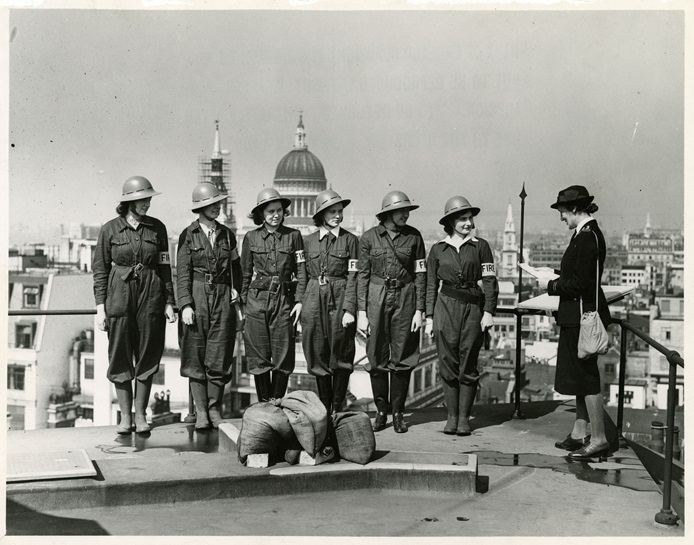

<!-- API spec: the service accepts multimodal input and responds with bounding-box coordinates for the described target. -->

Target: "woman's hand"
[182,306,195,325]
[290,303,302,326]
[410,311,423,333]
[480,311,494,331]
[96,304,108,331]
[235,304,246,332]
[230,288,239,304]
[357,310,370,336]
[342,310,355,328]
[165,303,177,323]
[424,316,434,340]
[538,277,550,290]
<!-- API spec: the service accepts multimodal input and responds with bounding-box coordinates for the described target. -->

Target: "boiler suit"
[425,236,499,385]
[92,215,175,383]
[240,224,307,377]
[300,227,359,376]
[176,220,241,386]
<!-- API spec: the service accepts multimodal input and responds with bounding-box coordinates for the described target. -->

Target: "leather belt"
[371,276,410,289]
[440,283,482,305]
[193,271,230,285]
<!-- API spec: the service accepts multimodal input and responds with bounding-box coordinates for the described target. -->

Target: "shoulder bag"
[577,231,609,359]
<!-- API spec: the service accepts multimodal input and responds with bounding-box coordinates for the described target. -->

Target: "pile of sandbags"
[237,391,376,466]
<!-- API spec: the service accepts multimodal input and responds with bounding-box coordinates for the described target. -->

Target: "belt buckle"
[318,274,328,286]
[269,279,281,294]
[204,273,213,284]
[132,263,144,278]
[388,278,399,289]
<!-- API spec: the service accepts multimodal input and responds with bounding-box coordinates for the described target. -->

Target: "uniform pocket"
[104,270,128,317]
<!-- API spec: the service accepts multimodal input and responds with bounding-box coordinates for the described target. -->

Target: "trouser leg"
[189,379,210,430]
[114,381,133,434]
[134,376,153,433]
[315,375,333,414]
[370,372,389,431]
[271,371,290,399]
[391,371,411,434]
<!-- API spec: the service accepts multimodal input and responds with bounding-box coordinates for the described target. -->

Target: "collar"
[575,216,594,235]
[376,223,404,238]
[198,221,217,237]
[319,226,341,240]
[442,234,477,250]
[261,224,284,239]
[117,215,152,231]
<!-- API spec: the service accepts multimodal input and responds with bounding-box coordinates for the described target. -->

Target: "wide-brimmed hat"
[313,189,351,219]
[120,176,161,202]
[251,187,292,215]
[191,182,228,212]
[550,185,594,209]
[439,196,480,225]
[376,190,419,218]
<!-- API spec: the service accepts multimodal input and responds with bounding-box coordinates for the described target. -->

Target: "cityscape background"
[8,8,684,246]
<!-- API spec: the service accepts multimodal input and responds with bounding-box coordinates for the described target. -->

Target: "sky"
[7,6,686,245]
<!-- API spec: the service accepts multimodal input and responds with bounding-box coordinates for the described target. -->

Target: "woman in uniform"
[241,188,307,401]
[357,190,426,434]
[301,190,359,414]
[177,183,242,430]
[93,176,177,434]
[425,196,498,436]
[538,185,612,460]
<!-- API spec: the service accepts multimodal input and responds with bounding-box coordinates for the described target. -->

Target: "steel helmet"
[191,182,228,212]
[120,176,161,202]
[377,190,419,218]
[439,196,480,225]
[252,187,292,215]
[313,189,351,219]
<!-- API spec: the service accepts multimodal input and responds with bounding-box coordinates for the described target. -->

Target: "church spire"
[644,212,652,238]
[212,119,221,159]
[294,112,307,150]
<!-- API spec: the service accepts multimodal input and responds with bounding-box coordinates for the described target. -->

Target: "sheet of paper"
[518,263,559,280]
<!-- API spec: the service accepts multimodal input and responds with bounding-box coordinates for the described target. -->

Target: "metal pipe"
[512,184,527,420]
[654,360,680,526]
[616,323,628,447]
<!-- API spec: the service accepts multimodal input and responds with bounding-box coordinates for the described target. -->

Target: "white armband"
[295,250,306,263]
[158,252,171,265]
[481,262,496,277]
[415,259,426,273]
[348,259,358,272]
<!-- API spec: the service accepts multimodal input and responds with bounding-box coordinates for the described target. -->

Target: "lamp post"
[512,183,527,420]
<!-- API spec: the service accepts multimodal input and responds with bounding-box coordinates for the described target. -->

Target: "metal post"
[513,184,527,420]
[616,321,628,448]
[654,355,680,526]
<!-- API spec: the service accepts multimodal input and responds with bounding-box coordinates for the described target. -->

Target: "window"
[84,358,94,380]
[23,286,40,308]
[152,364,166,385]
[663,330,671,342]
[424,365,432,388]
[661,300,670,313]
[604,363,615,374]
[7,404,25,430]
[413,369,422,393]
[7,364,26,391]
[679,300,684,315]
[15,322,37,349]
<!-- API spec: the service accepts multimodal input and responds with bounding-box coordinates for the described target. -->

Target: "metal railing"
[9,305,684,525]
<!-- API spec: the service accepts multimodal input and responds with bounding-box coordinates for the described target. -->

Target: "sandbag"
[237,402,295,465]
[332,411,376,465]
[278,390,328,456]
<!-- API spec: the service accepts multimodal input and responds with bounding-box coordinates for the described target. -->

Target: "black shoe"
[373,412,387,432]
[393,412,408,433]
[555,434,589,451]
[567,442,611,461]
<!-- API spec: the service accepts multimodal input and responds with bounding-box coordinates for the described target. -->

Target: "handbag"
[577,232,609,359]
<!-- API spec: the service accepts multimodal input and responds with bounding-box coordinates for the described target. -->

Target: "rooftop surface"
[4,400,686,540]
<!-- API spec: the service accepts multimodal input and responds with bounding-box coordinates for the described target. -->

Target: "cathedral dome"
[274,148,326,183]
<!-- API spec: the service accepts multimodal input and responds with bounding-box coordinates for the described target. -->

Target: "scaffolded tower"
[198,120,236,231]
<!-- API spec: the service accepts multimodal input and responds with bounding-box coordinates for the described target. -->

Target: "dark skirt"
[554,326,601,396]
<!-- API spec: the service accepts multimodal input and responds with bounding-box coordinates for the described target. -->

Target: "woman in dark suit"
[538,185,612,460]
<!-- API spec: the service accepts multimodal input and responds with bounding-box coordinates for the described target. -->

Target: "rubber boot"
[391,371,411,434]
[134,377,153,434]
[207,381,225,429]
[114,381,133,434]
[315,375,333,415]
[254,371,272,402]
[271,372,290,399]
[189,379,211,430]
[370,373,389,432]
[332,371,351,414]
[441,380,460,435]
[457,383,477,436]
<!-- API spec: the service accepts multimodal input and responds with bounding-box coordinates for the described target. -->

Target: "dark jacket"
[547,218,611,327]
